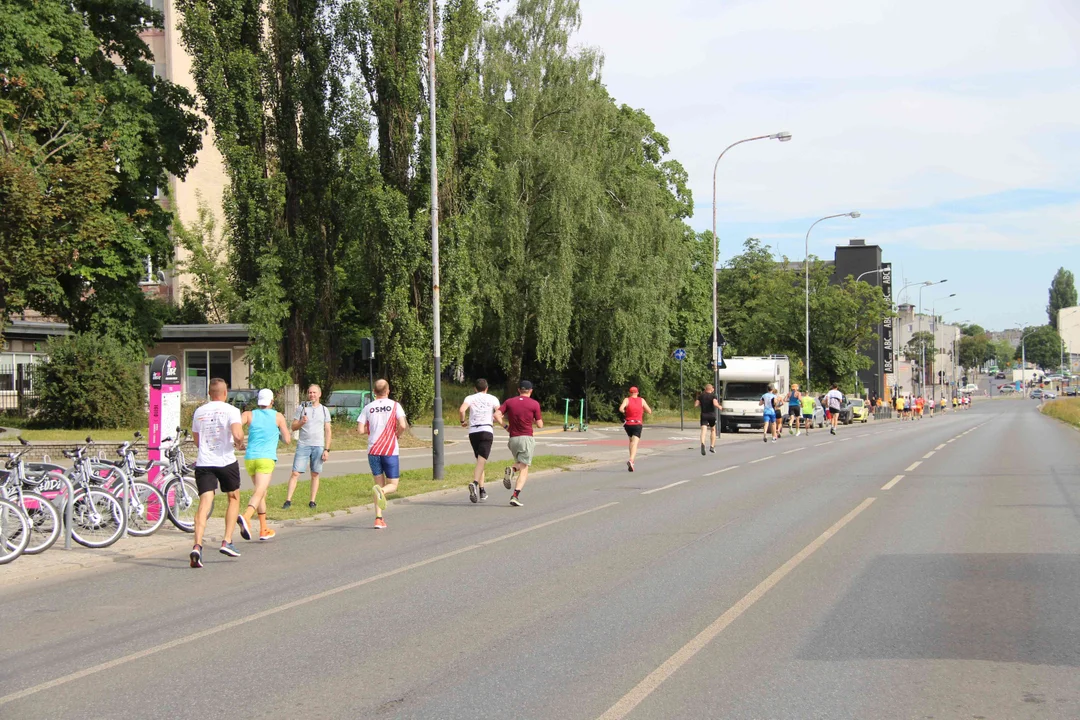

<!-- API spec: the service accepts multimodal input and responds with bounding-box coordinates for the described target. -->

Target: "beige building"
[1058,307,1080,372]
[892,304,963,397]
[141,0,228,303]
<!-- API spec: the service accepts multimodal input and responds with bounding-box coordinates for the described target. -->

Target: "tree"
[173,199,240,324]
[961,323,985,337]
[1047,268,1076,330]
[992,339,1015,370]
[1014,325,1063,370]
[37,333,146,429]
[958,334,991,370]
[1,0,204,344]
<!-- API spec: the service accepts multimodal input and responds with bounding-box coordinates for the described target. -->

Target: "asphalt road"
[1,399,1078,719]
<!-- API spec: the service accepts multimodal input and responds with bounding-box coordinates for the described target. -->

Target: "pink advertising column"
[148,355,182,484]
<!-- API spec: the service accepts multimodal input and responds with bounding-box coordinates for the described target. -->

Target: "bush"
[37,333,147,429]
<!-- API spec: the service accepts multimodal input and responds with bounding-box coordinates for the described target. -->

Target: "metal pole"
[804,212,858,392]
[679,357,684,432]
[428,0,444,480]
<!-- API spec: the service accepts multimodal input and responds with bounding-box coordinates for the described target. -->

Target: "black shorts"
[700,416,716,428]
[194,462,241,495]
[469,431,494,460]
[788,406,801,418]
[624,424,642,438]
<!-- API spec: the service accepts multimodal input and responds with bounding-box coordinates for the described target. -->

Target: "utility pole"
[428,0,444,479]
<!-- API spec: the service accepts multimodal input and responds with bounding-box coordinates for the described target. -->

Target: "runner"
[189,378,245,568]
[618,386,652,472]
[760,383,778,443]
[953,395,959,410]
[237,389,291,542]
[357,379,408,529]
[825,383,844,435]
[459,378,500,503]
[786,384,803,436]
[915,395,924,420]
[694,384,721,455]
[801,390,815,434]
[928,396,935,417]
[895,394,904,420]
[494,380,543,507]
[773,392,785,441]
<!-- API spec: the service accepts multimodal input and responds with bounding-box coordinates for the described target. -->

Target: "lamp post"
[939,308,962,395]
[711,131,791,391]
[928,292,956,397]
[804,210,860,391]
[917,280,947,396]
[427,0,444,479]
[1019,327,1038,397]
[852,268,886,397]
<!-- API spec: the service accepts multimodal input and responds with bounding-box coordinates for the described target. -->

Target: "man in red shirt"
[618,386,652,472]
[494,380,544,507]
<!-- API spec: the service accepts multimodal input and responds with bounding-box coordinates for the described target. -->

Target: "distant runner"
[895,394,904,420]
[760,384,778,443]
[619,386,653,472]
[694,384,721,455]
[460,378,500,504]
[786,384,803,436]
[800,391,815,434]
[357,379,408,529]
[826,384,844,435]
[495,380,543,507]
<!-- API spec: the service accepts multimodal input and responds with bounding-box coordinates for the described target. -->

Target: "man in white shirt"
[459,378,501,503]
[825,383,845,436]
[357,379,408,529]
[189,378,246,568]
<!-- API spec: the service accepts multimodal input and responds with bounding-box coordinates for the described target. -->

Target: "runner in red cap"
[618,386,652,472]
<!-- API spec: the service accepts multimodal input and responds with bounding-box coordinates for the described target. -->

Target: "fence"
[0,364,41,415]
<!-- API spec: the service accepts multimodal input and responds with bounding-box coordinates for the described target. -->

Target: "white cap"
[257,388,274,407]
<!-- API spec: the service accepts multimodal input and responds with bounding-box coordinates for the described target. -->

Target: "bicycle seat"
[96,459,124,467]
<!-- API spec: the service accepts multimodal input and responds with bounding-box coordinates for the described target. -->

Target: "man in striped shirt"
[357,379,409,529]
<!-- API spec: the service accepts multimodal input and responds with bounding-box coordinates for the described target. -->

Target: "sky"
[572,0,1080,331]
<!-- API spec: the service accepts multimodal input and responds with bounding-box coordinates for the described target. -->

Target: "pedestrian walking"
[494,380,543,507]
[760,384,778,443]
[460,378,500,503]
[237,389,291,542]
[826,384,844,435]
[357,379,408,529]
[284,384,332,510]
[619,386,653,472]
[189,378,245,568]
[694,384,721,455]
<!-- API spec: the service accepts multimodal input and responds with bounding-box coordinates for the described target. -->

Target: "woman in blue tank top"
[238,389,291,541]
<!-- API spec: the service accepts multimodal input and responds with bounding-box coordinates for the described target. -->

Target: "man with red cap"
[619,386,653,472]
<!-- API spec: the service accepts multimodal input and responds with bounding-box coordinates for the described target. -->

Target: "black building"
[831,239,887,399]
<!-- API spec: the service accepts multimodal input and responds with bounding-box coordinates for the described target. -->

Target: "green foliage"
[1015,325,1063,370]
[173,198,240,323]
[0,0,203,342]
[958,333,992,370]
[243,254,292,390]
[37,333,146,429]
[992,339,1015,369]
[1047,267,1076,330]
[961,323,985,337]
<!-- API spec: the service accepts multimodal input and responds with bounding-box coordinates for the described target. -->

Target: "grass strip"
[210,454,583,520]
[1041,398,1080,429]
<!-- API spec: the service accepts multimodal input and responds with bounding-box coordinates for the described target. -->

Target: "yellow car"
[849,398,870,423]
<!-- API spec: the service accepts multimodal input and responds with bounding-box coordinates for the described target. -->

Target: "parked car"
[995,372,1006,379]
[324,389,373,421]
[1030,388,1043,400]
[849,398,870,423]
[1043,390,1058,400]
[997,385,1016,394]
[1066,387,1079,397]
[226,389,257,410]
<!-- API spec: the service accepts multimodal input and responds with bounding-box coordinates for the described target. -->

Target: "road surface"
[1,399,1077,719]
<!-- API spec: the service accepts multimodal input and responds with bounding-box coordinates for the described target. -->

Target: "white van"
[716,356,790,432]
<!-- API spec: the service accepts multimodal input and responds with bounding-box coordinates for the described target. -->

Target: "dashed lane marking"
[881,474,905,490]
[935,444,946,450]
[641,480,690,495]
[905,461,922,471]
[748,456,775,465]
[816,441,834,447]
[782,448,805,455]
[922,451,935,459]
[704,466,738,477]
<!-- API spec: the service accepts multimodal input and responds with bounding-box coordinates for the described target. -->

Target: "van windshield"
[723,382,771,402]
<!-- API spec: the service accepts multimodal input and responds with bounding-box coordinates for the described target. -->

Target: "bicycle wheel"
[17,491,61,554]
[163,476,200,533]
[0,497,31,564]
[70,487,126,548]
[116,481,167,537]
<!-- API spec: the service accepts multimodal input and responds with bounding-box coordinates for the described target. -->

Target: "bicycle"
[61,438,127,549]
[156,429,201,533]
[0,440,62,554]
[92,433,168,537]
[0,495,30,564]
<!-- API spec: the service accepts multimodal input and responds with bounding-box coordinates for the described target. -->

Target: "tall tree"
[1015,325,1063,370]
[1047,267,1076,329]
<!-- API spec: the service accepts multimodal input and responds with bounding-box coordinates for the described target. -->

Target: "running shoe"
[796,430,801,437]
[763,435,768,443]
[373,484,386,510]
[308,501,317,509]
[259,528,276,541]
[468,481,479,503]
[503,466,514,490]
[479,488,488,502]
[509,495,523,507]
[374,517,387,530]
[219,542,241,558]
[700,443,706,456]
[627,460,634,472]
[709,446,715,454]
[282,500,292,510]
[189,545,203,569]
[830,427,836,435]
[237,514,252,541]
[789,427,794,436]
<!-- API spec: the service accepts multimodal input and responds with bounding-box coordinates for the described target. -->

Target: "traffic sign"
[673,348,687,361]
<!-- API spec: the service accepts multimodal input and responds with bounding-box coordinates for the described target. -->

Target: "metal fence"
[0,364,41,415]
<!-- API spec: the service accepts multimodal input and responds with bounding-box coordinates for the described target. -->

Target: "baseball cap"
[629,386,639,394]
[519,380,534,391]
[257,388,274,407]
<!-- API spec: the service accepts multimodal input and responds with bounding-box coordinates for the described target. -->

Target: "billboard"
[881,263,893,374]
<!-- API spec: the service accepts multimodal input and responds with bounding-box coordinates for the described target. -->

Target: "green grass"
[14,428,142,442]
[209,454,584,520]
[1041,398,1080,428]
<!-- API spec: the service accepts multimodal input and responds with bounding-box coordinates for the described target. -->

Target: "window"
[0,353,44,392]
[185,350,232,399]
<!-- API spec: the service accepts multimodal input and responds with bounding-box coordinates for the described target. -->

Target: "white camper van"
[716,356,790,433]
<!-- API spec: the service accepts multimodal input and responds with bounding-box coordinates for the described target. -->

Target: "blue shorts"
[292,445,324,474]
[368,454,400,479]
[763,411,776,421]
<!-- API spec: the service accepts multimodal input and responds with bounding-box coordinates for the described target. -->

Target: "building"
[831,239,887,399]
[987,328,1023,349]
[1057,307,1080,372]
[892,304,963,397]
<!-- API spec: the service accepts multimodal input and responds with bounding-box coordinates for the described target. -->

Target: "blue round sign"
[673,348,687,361]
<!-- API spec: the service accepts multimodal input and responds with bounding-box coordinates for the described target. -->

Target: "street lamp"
[804,210,860,391]
[1019,326,1039,397]
[927,292,956,396]
[711,131,792,390]
[855,268,885,283]
[917,280,947,395]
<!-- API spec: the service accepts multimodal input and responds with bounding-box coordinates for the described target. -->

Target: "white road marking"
[839,437,852,442]
[935,444,946,450]
[782,448,805,455]
[0,502,621,706]
[748,456,775,464]
[641,480,690,495]
[922,451,935,459]
[881,474,905,490]
[597,497,877,720]
[816,441,834,447]
[905,461,922,471]
[704,466,738,477]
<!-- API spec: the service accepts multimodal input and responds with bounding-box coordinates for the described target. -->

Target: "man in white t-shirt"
[189,378,245,568]
[459,378,501,503]
[357,378,408,529]
[825,383,845,435]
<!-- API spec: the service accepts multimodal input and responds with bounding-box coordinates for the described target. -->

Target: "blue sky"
[574,0,1080,330]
